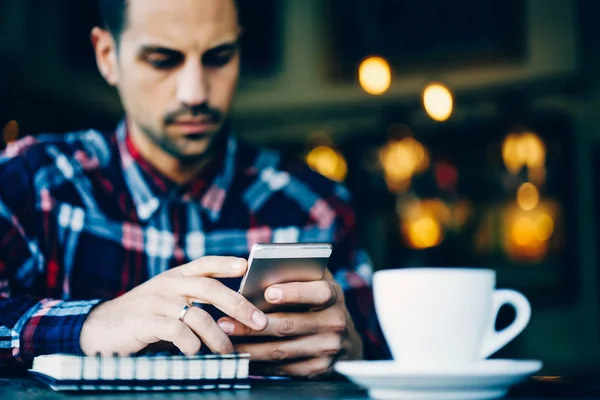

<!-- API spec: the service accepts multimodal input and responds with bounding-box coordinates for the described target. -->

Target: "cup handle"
[480,289,531,359]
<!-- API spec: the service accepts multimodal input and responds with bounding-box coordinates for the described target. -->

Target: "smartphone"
[238,243,333,313]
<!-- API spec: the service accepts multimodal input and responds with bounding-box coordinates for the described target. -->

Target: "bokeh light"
[503,202,559,263]
[306,146,348,182]
[398,198,452,250]
[379,137,429,193]
[535,213,555,241]
[517,183,540,211]
[511,216,537,247]
[519,132,546,169]
[407,216,442,249]
[502,133,522,174]
[422,82,453,122]
[358,57,391,95]
[502,131,546,176]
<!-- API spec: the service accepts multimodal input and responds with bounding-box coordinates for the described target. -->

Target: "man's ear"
[91,27,119,86]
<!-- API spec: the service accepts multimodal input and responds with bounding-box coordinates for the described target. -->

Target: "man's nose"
[176,60,208,107]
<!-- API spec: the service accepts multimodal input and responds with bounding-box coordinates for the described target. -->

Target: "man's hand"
[217,270,363,378]
[79,257,268,357]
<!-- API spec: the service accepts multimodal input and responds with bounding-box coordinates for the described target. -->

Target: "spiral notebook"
[28,353,250,392]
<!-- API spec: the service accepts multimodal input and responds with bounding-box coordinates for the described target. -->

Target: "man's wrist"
[17,299,102,363]
[79,300,109,356]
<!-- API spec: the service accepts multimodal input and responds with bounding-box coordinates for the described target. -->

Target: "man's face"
[96,0,241,160]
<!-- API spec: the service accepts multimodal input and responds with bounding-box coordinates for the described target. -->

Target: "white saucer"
[334,359,543,400]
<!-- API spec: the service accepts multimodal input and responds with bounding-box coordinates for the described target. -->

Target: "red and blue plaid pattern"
[0,120,389,368]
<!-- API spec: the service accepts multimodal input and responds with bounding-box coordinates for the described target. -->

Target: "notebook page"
[31,354,250,381]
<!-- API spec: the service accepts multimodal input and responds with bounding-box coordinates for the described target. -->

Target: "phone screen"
[238,243,332,313]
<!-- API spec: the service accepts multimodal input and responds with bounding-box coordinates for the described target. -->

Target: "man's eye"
[145,55,182,70]
[203,52,234,68]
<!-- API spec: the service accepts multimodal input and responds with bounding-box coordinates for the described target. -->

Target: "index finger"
[176,256,247,278]
[177,277,269,332]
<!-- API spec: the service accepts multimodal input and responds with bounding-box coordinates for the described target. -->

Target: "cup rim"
[374,267,496,276]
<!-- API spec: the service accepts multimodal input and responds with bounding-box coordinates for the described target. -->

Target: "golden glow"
[511,216,537,247]
[380,141,417,181]
[306,146,348,182]
[502,201,560,262]
[502,133,521,174]
[379,137,429,193]
[408,217,442,249]
[398,198,451,250]
[535,213,554,241]
[359,57,391,95]
[2,120,19,144]
[517,183,539,211]
[502,132,546,175]
[422,83,453,122]
[519,132,546,169]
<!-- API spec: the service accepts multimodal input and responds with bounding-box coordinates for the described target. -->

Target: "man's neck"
[129,125,211,185]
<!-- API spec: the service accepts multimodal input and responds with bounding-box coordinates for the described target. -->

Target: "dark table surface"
[2,376,600,400]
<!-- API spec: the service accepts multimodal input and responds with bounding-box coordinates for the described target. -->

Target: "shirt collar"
[115,119,238,222]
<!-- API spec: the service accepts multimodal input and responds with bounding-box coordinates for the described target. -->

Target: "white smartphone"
[238,243,333,313]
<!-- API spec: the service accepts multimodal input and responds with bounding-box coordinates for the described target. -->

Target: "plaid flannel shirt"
[0,120,389,368]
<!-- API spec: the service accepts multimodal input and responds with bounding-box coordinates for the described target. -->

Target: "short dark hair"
[98,0,239,41]
[98,0,127,40]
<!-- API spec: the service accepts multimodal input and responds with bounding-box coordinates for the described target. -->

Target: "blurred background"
[1,0,600,374]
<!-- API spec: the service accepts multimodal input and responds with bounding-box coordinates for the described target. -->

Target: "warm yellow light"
[380,138,428,178]
[306,146,348,182]
[385,178,412,193]
[511,216,536,247]
[422,83,453,122]
[519,132,546,169]
[2,120,19,144]
[408,217,442,249]
[517,183,539,211]
[502,133,522,174]
[535,213,554,241]
[359,57,391,95]
[403,137,429,173]
[379,137,430,193]
[503,203,556,262]
[380,141,416,181]
[502,132,546,174]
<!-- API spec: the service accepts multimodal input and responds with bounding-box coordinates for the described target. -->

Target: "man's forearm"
[0,297,102,367]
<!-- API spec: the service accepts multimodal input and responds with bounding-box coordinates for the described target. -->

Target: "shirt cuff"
[15,299,102,363]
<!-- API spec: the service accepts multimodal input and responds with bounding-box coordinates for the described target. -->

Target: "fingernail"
[219,321,235,335]
[252,311,268,328]
[266,287,282,302]
[234,259,246,271]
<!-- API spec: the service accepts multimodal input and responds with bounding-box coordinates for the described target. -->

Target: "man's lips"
[170,120,218,135]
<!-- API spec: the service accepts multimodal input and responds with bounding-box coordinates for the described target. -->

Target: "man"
[0,0,388,377]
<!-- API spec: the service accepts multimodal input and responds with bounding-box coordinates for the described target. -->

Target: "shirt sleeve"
[0,144,100,368]
[325,184,391,361]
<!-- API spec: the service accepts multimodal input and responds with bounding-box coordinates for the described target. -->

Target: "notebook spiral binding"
[71,351,244,392]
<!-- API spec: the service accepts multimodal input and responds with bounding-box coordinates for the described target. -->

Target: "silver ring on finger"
[179,304,193,322]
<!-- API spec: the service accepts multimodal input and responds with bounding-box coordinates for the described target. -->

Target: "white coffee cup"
[373,268,531,369]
